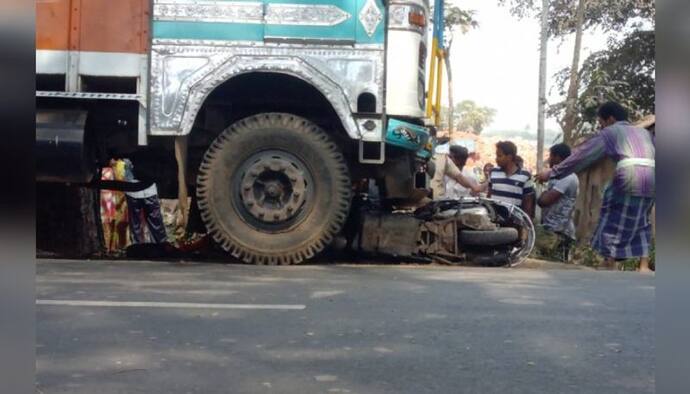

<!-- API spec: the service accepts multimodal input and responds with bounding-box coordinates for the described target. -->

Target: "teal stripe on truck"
[152,0,384,44]
[153,21,265,41]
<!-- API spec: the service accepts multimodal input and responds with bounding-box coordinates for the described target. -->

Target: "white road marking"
[36,300,305,310]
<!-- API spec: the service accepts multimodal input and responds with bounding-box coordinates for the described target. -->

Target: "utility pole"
[536,0,549,174]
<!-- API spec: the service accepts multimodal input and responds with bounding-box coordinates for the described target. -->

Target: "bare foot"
[638,258,653,274]
[638,265,654,274]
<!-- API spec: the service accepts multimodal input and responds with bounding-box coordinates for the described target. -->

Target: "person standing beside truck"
[430,144,482,200]
[536,102,655,272]
[443,143,480,199]
[100,161,130,253]
[120,159,168,245]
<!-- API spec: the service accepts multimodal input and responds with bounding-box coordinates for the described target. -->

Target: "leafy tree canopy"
[548,29,655,138]
[444,6,479,38]
[454,100,497,135]
[497,0,654,37]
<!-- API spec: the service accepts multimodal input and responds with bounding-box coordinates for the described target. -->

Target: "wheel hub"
[239,155,308,224]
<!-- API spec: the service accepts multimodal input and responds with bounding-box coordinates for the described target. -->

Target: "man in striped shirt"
[484,141,536,218]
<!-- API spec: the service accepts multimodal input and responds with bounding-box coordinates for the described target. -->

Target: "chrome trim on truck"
[154,1,352,27]
[149,40,385,141]
[153,1,264,24]
[265,4,352,26]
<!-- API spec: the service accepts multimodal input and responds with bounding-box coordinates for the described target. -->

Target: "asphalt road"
[36,259,655,394]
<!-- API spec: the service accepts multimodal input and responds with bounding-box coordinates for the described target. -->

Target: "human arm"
[476,180,490,193]
[537,175,572,208]
[536,133,608,182]
[522,192,536,218]
[450,172,483,194]
[537,189,562,208]
[521,176,536,218]
[552,133,607,179]
[444,157,483,194]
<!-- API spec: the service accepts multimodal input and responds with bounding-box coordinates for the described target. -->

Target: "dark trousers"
[126,195,167,244]
[556,234,574,263]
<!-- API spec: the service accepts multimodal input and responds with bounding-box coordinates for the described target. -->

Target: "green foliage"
[454,100,497,135]
[548,29,655,139]
[531,226,571,262]
[444,6,479,37]
[430,3,479,45]
[497,0,655,38]
[498,0,655,141]
[570,244,604,267]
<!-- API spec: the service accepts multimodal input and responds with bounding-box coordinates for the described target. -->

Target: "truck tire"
[197,113,351,264]
[459,227,519,246]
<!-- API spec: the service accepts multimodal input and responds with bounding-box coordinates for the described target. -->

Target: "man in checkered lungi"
[537,102,655,271]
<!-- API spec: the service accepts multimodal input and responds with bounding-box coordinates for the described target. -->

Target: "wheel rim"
[234,150,313,232]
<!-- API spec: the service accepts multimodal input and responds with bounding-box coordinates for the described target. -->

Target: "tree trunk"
[561,0,586,145]
[536,0,549,173]
[444,42,454,135]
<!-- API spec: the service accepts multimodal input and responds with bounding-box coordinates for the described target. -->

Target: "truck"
[36,0,535,265]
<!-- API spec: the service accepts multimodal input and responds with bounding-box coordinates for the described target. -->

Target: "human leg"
[102,220,114,252]
[639,257,652,272]
[142,195,168,243]
[592,188,654,268]
[115,220,129,250]
[126,196,147,244]
[557,234,574,263]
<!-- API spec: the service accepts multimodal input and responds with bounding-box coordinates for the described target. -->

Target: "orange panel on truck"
[36,0,150,53]
[36,0,71,50]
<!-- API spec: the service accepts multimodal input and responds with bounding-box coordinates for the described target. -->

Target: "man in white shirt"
[444,145,480,199]
[430,144,481,200]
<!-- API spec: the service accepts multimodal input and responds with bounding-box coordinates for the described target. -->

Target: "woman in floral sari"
[100,160,130,253]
